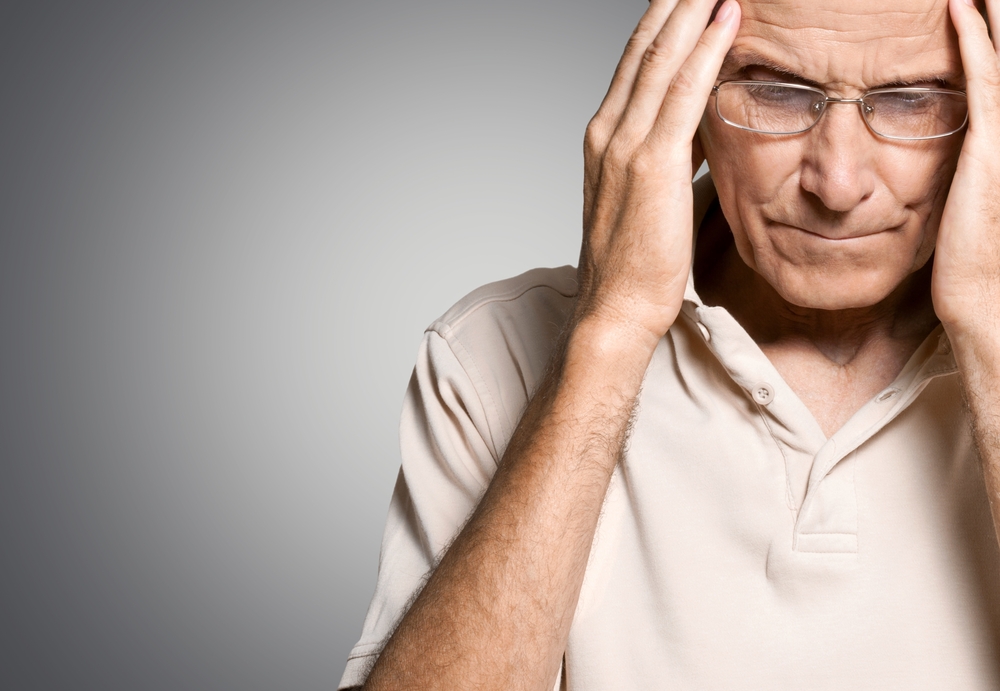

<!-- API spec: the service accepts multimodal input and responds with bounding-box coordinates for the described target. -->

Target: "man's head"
[698,0,966,310]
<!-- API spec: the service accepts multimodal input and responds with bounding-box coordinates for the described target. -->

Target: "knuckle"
[626,147,658,178]
[602,139,633,172]
[624,22,656,56]
[640,39,673,71]
[584,116,611,156]
[668,68,699,97]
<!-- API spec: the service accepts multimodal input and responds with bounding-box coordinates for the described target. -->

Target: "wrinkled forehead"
[727,0,963,89]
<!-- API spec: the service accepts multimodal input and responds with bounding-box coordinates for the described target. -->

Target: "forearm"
[363,318,658,691]
[360,0,742,682]
[949,324,1000,545]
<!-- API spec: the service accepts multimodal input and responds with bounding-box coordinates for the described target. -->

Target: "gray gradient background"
[0,1,652,688]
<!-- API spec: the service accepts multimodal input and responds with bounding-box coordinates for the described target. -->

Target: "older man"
[341,0,1000,688]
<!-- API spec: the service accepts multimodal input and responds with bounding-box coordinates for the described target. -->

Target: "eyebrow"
[720,48,962,90]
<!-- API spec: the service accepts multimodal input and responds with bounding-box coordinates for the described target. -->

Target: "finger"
[648,0,740,152]
[585,0,680,227]
[982,0,1000,52]
[612,0,731,145]
[593,0,683,129]
[950,0,1000,127]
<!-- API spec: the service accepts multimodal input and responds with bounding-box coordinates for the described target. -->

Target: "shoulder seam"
[427,268,577,334]
[424,326,505,465]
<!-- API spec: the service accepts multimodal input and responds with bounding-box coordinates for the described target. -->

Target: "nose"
[798,101,877,213]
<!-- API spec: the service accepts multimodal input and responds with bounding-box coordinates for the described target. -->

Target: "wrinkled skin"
[699,0,963,311]
[686,0,995,435]
[696,0,1000,547]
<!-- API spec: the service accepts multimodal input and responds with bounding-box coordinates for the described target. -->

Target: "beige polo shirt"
[340,184,1000,690]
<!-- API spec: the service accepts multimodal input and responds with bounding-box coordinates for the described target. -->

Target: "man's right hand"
[577,0,739,351]
[362,2,739,690]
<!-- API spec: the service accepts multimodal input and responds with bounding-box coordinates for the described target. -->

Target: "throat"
[757,338,918,438]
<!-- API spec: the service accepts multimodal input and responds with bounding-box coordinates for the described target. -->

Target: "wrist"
[559,314,663,390]
[569,300,671,353]
[943,321,1000,385]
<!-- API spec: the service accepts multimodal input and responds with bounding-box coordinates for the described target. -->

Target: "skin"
[937,0,1000,554]
[706,0,963,312]
[360,0,1000,688]
[697,0,963,434]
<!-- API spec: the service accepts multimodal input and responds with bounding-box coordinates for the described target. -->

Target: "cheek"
[700,112,961,247]
[698,115,804,266]
[697,115,963,308]
[876,139,962,265]
[878,139,961,213]
[699,114,802,196]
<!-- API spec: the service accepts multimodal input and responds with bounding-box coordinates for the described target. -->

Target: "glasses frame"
[711,80,969,141]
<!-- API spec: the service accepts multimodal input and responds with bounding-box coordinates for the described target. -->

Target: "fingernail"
[715,0,735,23]
[964,0,975,7]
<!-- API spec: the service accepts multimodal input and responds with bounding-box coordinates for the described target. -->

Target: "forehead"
[728,0,963,88]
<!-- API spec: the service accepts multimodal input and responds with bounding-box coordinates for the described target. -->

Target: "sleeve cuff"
[338,646,380,690]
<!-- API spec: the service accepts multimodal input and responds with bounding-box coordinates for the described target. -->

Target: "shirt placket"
[684,301,957,555]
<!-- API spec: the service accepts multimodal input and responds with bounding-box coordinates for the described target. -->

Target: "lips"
[772,220,904,241]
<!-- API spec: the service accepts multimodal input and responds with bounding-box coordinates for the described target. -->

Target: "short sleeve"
[338,267,577,689]
[337,329,499,689]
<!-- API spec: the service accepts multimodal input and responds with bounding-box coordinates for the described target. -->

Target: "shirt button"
[752,382,774,405]
[697,322,711,342]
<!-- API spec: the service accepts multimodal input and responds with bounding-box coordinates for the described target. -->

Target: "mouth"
[772,220,904,242]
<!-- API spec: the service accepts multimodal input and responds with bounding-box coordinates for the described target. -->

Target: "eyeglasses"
[711,80,968,140]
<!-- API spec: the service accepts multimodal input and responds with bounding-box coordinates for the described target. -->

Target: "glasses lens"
[715,82,825,134]
[863,89,968,139]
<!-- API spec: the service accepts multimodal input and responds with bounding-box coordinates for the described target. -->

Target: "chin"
[765,268,908,311]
